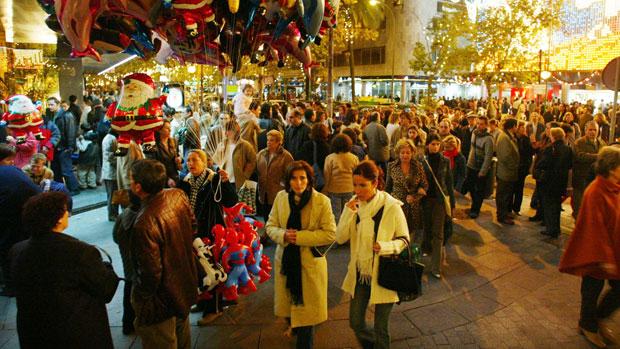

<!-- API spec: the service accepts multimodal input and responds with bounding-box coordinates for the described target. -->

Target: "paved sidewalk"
[0,184,616,348]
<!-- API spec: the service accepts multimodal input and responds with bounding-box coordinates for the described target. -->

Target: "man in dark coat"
[284,109,311,160]
[10,192,119,349]
[129,159,197,348]
[0,164,40,295]
[535,127,573,238]
[48,97,80,194]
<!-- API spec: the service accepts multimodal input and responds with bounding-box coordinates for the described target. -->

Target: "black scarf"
[281,189,312,305]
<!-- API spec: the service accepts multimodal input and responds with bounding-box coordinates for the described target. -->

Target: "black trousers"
[496,179,516,220]
[512,174,527,213]
[466,168,488,214]
[541,190,562,236]
[580,276,620,332]
[295,326,314,349]
[123,281,135,329]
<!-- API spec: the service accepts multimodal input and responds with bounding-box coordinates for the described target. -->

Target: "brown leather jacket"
[131,189,197,326]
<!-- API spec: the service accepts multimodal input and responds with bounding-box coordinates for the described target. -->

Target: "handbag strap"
[423,156,448,199]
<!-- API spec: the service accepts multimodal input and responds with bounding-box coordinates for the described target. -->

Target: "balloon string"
[214,173,222,203]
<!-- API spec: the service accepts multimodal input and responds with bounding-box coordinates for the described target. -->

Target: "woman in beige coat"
[266,160,336,349]
[214,119,257,191]
[336,160,409,349]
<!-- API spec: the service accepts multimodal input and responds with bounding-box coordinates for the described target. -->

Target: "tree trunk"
[348,41,356,104]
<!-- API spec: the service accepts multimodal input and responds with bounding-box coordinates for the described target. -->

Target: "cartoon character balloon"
[2,95,44,143]
[105,73,165,156]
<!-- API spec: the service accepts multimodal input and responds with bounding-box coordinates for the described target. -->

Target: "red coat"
[559,176,620,279]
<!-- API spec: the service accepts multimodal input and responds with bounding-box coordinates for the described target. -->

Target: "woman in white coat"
[266,160,337,349]
[336,160,409,349]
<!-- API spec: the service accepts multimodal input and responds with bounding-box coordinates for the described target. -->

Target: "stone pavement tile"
[443,291,503,322]
[0,330,18,349]
[432,333,449,345]
[390,338,410,349]
[256,320,297,349]
[475,275,530,307]
[407,335,438,349]
[328,301,351,320]
[404,303,469,335]
[390,311,421,340]
[192,324,260,348]
[472,250,523,272]
[314,319,361,348]
[499,265,557,292]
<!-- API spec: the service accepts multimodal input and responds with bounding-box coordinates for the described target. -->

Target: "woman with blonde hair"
[385,139,428,238]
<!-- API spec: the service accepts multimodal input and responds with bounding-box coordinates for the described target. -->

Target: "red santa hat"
[122,73,156,92]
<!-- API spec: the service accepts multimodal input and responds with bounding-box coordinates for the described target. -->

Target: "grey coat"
[495,130,520,182]
[363,121,390,163]
[466,130,494,176]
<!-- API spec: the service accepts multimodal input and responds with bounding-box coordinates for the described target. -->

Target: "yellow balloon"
[228,0,240,13]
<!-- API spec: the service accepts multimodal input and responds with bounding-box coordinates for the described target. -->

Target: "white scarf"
[355,190,388,284]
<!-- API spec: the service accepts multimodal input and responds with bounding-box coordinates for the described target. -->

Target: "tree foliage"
[411,0,561,97]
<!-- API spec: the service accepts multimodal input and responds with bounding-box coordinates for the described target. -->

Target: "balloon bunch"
[194,203,272,302]
[39,0,340,77]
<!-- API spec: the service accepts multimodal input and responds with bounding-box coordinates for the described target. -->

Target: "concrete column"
[561,83,570,103]
[56,39,84,103]
[401,81,406,102]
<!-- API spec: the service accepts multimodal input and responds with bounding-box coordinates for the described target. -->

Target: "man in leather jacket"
[129,159,197,348]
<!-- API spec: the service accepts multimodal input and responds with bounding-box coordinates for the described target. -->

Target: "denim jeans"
[349,281,394,349]
[294,326,314,349]
[52,149,79,192]
[328,192,353,223]
[465,167,487,214]
[104,179,119,219]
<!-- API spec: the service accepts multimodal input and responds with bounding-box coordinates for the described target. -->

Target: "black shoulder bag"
[368,207,425,302]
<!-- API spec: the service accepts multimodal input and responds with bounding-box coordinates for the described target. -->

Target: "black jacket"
[10,232,119,349]
[299,139,330,171]
[284,123,311,160]
[54,109,77,151]
[535,140,573,195]
[178,171,238,238]
[422,153,455,208]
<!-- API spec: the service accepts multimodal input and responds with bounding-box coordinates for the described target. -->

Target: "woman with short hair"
[148,119,181,187]
[178,149,238,326]
[11,192,119,348]
[559,146,620,348]
[534,127,573,238]
[266,161,336,348]
[324,134,359,222]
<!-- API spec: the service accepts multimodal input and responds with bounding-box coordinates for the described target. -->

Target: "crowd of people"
[1,86,620,348]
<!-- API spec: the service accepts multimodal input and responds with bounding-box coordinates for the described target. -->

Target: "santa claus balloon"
[106,73,165,156]
[2,95,44,144]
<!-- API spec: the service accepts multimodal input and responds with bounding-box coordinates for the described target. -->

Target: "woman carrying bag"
[422,134,455,279]
[336,160,409,349]
[266,160,336,348]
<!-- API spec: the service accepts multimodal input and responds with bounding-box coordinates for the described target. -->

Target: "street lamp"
[369,0,397,103]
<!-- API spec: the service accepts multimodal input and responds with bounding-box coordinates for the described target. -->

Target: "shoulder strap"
[423,157,448,199]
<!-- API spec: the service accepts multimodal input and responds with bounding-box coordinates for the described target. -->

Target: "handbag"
[368,206,424,302]
[312,141,325,190]
[111,189,130,206]
[423,157,452,217]
[238,180,257,213]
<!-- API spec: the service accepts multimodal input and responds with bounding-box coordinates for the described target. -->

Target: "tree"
[467,0,561,98]
[329,0,384,103]
[409,9,474,106]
